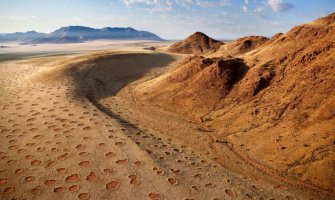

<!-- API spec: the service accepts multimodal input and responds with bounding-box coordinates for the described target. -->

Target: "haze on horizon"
[0,0,334,40]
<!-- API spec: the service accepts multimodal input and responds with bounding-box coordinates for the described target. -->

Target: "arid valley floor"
[1,14,335,200]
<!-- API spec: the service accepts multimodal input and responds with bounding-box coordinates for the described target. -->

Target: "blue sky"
[0,0,334,39]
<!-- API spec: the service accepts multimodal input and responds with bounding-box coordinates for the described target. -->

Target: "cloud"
[242,0,266,17]
[193,0,230,7]
[0,15,42,21]
[121,0,230,11]
[148,5,173,12]
[121,0,173,12]
[122,0,155,7]
[242,5,265,16]
[268,0,294,12]
[242,5,248,13]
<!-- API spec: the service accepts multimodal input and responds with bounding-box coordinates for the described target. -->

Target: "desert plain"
[0,13,335,200]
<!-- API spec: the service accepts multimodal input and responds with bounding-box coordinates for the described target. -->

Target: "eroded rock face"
[168,32,223,55]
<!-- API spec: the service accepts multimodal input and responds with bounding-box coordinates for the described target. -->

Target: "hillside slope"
[213,36,269,57]
[121,13,335,193]
[127,56,247,119]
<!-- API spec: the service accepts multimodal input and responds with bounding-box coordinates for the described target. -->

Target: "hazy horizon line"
[0,24,275,41]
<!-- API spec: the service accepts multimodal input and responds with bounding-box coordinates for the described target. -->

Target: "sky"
[0,0,334,39]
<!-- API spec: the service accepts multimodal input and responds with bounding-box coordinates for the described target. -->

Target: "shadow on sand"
[68,52,177,98]
[68,52,177,130]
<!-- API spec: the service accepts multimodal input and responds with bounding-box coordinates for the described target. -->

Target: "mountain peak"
[101,27,136,31]
[0,25,163,44]
[192,32,208,37]
[52,26,96,33]
[168,32,223,54]
[126,27,135,31]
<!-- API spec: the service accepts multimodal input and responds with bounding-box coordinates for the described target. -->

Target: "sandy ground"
[0,40,173,62]
[0,43,331,199]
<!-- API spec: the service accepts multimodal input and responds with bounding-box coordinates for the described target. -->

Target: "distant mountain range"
[0,26,163,44]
